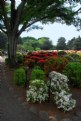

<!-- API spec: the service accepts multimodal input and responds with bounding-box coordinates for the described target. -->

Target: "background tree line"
[0,31,81,51]
[56,36,81,50]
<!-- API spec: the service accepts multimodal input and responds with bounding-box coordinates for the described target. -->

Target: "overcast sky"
[21,22,81,45]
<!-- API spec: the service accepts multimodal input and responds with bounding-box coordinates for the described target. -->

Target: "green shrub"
[58,51,67,57]
[14,67,26,86]
[63,62,81,87]
[64,55,74,62]
[16,54,24,64]
[69,53,81,62]
[30,79,45,88]
[44,57,68,74]
[31,66,45,80]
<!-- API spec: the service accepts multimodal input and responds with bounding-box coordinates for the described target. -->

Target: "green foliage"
[69,53,81,62]
[16,53,24,64]
[20,36,54,51]
[64,55,74,62]
[14,67,26,86]
[56,37,67,50]
[73,36,81,50]
[67,36,81,50]
[67,37,75,50]
[40,39,53,50]
[63,62,81,87]
[58,51,67,57]
[35,47,41,51]
[31,66,45,80]
[30,79,45,88]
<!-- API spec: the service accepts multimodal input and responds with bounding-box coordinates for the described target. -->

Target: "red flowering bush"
[23,51,58,68]
[24,59,35,68]
[44,57,69,74]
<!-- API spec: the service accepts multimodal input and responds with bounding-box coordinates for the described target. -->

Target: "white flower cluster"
[49,71,76,111]
[26,79,48,103]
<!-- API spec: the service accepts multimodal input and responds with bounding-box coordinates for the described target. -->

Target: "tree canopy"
[0,0,81,35]
[56,37,67,50]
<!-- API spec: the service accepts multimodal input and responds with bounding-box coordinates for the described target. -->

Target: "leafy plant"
[64,55,74,62]
[14,67,26,86]
[16,53,24,64]
[69,53,81,62]
[58,51,67,57]
[44,57,68,74]
[31,66,45,80]
[63,62,81,87]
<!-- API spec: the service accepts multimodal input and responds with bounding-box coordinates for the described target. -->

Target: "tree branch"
[18,16,48,36]
[18,20,38,36]
[74,7,81,14]
[0,27,7,34]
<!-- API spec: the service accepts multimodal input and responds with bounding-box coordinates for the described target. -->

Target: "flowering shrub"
[49,71,76,111]
[24,58,35,68]
[44,57,68,74]
[26,79,48,103]
[24,51,58,68]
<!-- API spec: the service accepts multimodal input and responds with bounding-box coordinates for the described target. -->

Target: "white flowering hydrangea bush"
[26,79,48,103]
[49,71,76,111]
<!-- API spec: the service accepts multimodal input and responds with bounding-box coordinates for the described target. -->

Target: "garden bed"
[5,64,81,120]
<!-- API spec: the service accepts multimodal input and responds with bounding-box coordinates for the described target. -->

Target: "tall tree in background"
[0,0,81,67]
[56,37,67,50]
[67,37,76,50]
[73,36,81,50]
[40,38,53,50]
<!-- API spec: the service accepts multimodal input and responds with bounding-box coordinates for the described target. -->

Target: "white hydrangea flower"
[26,79,48,103]
[49,71,76,112]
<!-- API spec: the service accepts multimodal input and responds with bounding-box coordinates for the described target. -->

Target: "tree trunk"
[8,34,18,68]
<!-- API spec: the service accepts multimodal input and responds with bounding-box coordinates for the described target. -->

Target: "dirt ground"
[4,64,81,120]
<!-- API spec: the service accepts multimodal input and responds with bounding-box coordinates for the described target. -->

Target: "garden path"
[0,57,37,121]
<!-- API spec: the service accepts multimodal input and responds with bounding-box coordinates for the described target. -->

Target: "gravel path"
[0,61,37,121]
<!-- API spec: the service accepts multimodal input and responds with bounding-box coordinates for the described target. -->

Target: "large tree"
[56,37,67,50]
[39,38,53,50]
[67,37,76,50]
[0,0,81,67]
[73,36,81,50]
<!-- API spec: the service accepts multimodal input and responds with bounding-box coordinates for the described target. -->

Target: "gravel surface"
[0,61,37,121]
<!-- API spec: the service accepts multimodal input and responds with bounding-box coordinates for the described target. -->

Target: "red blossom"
[38,59,46,64]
